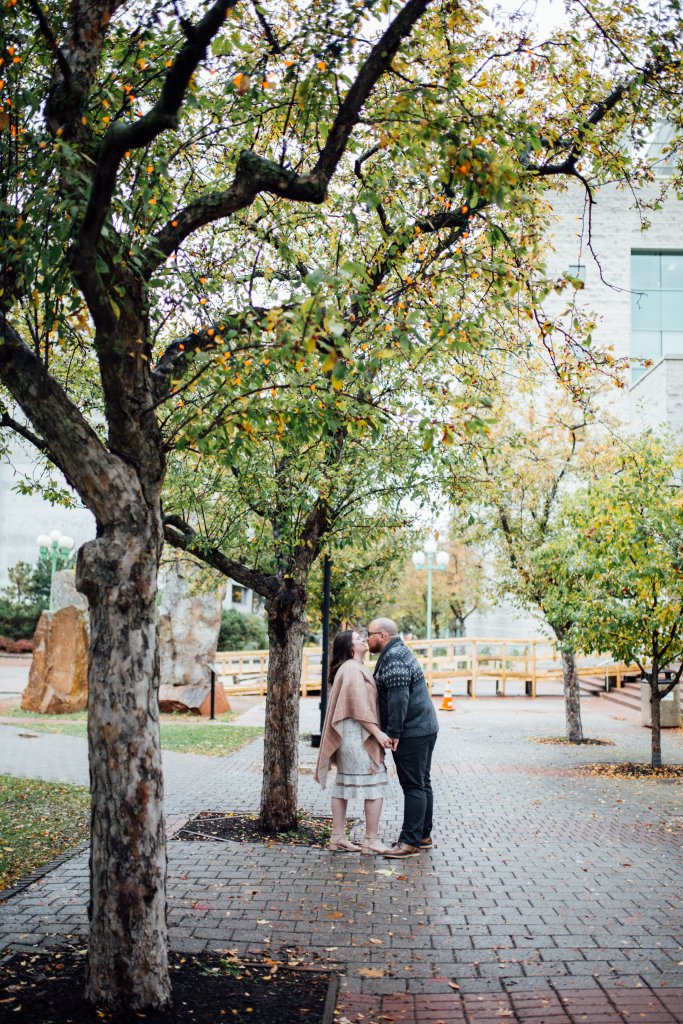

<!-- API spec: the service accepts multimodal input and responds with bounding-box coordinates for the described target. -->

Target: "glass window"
[631,252,683,381]
[662,254,683,289]
[632,331,661,358]
[231,585,244,604]
[632,289,661,331]
[632,253,660,289]
[663,332,683,354]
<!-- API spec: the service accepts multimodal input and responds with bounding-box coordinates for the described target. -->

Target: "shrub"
[217,609,268,651]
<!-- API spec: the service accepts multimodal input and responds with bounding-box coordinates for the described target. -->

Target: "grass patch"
[0,775,90,892]
[4,713,263,757]
[159,721,263,757]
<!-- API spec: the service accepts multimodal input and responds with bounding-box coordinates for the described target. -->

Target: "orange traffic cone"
[440,685,454,711]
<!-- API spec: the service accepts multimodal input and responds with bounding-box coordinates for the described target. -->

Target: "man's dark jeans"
[392,732,437,847]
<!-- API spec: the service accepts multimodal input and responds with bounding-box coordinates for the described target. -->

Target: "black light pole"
[311,554,331,747]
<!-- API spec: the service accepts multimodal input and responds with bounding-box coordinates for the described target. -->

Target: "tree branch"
[142,0,434,275]
[75,0,241,259]
[249,0,283,54]
[528,60,669,178]
[163,514,278,598]
[0,318,131,523]
[0,410,70,480]
[27,0,72,84]
[150,305,272,402]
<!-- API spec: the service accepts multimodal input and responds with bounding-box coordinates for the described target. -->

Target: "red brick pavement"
[336,987,683,1023]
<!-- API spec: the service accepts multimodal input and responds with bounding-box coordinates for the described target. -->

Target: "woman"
[314,629,393,854]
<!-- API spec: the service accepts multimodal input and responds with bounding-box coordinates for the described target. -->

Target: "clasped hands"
[378,732,399,751]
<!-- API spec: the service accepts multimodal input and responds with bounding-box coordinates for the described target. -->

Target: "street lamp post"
[412,536,449,641]
[36,530,75,611]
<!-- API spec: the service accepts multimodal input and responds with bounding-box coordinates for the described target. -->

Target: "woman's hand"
[377,731,393,749]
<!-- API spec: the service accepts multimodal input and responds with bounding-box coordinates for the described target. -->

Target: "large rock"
[158,564,225,699]
[158,677,231,717]
[21,607,89,714]
[51,570,88,613]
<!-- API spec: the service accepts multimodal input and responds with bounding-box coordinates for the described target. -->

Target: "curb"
[0,841,88,904]
[322,973,341,1024]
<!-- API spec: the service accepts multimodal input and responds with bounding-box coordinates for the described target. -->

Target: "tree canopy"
[553,435,683,765]
[1,0,682,1010]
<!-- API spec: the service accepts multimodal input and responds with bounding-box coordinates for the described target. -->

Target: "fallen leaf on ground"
[358,967,386,978]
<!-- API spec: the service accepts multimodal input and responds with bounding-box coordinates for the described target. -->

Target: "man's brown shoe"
[382,843,420,859]
[419,837,433,849]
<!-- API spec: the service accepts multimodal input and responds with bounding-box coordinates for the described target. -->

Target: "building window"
[567,263,586,282]
[231,585,245,605]
[647,121,678,179]
[631,251,683,381]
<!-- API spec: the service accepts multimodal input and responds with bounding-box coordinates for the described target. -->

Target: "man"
[367,617,438,859]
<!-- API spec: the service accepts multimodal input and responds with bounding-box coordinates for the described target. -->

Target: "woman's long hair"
[328,629,355,687]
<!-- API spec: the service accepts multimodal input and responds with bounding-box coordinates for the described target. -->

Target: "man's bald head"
[369,617,398,636]
[366,617,399,653]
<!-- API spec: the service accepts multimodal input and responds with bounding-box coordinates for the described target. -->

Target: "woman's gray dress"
[331,718,388,800]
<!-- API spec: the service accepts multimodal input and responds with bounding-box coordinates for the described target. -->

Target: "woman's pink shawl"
[314,659,384,790]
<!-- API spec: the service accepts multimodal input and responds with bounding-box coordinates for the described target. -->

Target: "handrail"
[213,638,642,699]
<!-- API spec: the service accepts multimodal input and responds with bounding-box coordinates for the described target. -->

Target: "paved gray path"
[1,697,682,1022]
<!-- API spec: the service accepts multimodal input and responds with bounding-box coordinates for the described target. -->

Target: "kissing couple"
[314,618,439,859]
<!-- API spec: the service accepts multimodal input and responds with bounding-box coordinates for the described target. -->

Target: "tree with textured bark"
[1,0,680,1009]
[454,382,613,742]
[554,436,683,768]
[0,0,444,1008]
[163,376,433,831]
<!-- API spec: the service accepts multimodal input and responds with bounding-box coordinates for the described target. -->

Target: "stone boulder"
[158,564,225,698]
[21,607,89,714]
[51,570,88,613]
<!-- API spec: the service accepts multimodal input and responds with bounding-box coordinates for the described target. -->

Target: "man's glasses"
[365,631,384,637]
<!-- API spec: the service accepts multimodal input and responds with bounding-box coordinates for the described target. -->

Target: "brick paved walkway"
[1,696,682,1023]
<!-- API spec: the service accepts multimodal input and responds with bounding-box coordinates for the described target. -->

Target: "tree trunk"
[561,650,584,742]
[553,627,584,743]
[260,582,308,832]
[649,660,662,769]
[77,511,170,1011]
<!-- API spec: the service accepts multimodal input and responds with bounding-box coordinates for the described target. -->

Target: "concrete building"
[542,132,683,434]
[467,139,683,640]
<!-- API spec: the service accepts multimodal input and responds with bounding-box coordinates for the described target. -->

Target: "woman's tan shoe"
[328,835,361,852]
[360,834,391,855]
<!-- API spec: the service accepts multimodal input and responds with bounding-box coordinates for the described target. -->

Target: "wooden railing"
[214,639,641,699]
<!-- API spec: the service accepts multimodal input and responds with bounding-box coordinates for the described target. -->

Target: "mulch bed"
[529,736,615,745]
[576,762,683,780]
[172,812,343,848]
[0,942,336,1023]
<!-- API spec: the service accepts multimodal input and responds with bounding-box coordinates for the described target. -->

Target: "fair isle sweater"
[373,637,439,739]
